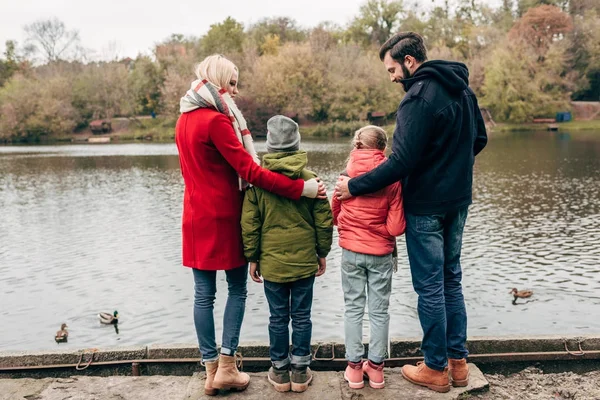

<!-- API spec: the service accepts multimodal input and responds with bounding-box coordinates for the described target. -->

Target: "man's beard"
[401,63,412,79]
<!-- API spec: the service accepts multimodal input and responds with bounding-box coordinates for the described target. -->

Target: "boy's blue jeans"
[192,265,248,362]
[405,206,469,371]
[341,249,393,364]
[263,275,315,369]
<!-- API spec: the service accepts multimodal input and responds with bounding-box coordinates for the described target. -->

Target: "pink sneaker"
[363,360,385,389]
[344,361,365,389]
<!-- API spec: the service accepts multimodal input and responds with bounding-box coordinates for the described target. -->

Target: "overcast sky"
[1,0,500,60]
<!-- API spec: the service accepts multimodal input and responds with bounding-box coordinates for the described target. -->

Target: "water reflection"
[0,132,599,351]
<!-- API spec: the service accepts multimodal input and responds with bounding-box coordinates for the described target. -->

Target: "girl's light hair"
[194,54,238,90]
[352,125,388,151]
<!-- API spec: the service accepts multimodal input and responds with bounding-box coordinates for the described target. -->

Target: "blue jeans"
[405,206,469,371]
[263,276,315,369]
[192,265,248,362]
[341,249,393,364]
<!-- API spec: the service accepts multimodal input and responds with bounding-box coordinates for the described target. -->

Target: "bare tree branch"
[24,17,80,63]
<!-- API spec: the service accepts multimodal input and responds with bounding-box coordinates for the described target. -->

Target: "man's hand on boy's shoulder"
[316,257,326,277]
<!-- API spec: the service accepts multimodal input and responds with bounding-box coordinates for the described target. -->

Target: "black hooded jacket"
[348,60,488,214]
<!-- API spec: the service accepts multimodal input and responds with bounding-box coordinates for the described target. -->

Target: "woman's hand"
[302,178,328,199]
[249,262,263,283]
[316,178,327,199]
[316,257,326,277]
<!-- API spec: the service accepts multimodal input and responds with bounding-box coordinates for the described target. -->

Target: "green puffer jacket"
[241,151,333,283]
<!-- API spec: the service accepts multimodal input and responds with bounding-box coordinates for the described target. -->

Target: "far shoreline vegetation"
[1,0,599,143]
[18,117,600,145]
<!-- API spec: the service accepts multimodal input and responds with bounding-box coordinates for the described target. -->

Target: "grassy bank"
[301,119,600,138]
[4,117,599,145]
[491,120,600,132]
[110,116,176,142]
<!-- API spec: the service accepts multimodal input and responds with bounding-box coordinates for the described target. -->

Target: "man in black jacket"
[335,32,487,393]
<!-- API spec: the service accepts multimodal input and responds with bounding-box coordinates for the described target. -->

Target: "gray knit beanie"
[266,115,300,153]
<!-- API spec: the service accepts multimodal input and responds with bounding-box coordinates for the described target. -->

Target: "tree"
[245,43,331,121]
[516,0,567,16]
[260,34,280,56]
[0,73,80,140]
[346,0,404,46]
[72,62,135,120]
[24,18,80,63]
[0,41,20,86]
[308,23,343,53]
[201,17,245,56]
[509,5,573,57]
[421,5,460,50]
[129,56,164,114]
[481,38,571,122]
[247,17,306,55]
[569,11,600,100]
[569,0,600,16]
[326,45,398,121]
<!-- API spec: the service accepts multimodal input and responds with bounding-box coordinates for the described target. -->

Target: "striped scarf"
[180,79,260,190]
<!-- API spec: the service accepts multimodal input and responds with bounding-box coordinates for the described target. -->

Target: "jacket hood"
[346,149,386,178]
[262,151,307,179]
[401,60,469,94]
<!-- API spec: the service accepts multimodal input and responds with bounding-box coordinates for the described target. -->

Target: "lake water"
[1,131,599,352]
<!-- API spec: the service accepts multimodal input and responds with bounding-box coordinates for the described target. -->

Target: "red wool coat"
[175,108,304,270]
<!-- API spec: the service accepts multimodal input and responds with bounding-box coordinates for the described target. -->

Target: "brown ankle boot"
[448,358,469,387]
[203,359,219,396]
[401,361,450,393]
[212,354,250,391]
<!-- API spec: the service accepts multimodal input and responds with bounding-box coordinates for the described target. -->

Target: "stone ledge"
[0,364,489,400]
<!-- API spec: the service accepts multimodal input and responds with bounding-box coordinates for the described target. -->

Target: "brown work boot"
[291,366,313,393]
[203,359,219,396]
[212,354,250,391]
[448,358,469,387]
[267,365,291,392]
[401,361,450,393]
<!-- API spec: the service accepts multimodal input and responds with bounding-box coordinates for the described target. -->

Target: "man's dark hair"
[379,32,428,63]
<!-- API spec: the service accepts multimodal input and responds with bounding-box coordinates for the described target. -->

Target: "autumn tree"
[346,0,404,46]
[509,5,572,56]
[247,17,306,55]
[245,43,329,120]
[72,62,135,120]
[0,73,80,139]
[516,0,567,16]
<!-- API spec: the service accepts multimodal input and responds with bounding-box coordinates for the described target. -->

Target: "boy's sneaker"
[344,361,365,389]
[267,365,291,392]
[291,366,313,392]
[363,360,385,389]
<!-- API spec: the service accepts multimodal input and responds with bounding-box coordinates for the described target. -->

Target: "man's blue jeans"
[405,206,469,371]
[192,265,248,362]
[263,276,315,369]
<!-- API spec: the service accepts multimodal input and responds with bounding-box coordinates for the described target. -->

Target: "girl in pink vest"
[332,125,406,390]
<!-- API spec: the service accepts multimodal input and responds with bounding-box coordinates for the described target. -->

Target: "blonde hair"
[194,54,238,90]
[352,125,388,151]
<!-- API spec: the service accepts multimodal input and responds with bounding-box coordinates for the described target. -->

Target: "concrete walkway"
[0,365,488,400]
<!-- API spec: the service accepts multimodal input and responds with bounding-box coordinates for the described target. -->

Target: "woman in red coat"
[175,54,323,395]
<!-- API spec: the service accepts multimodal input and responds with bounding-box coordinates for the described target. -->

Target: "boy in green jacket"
[241,115,333,393]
